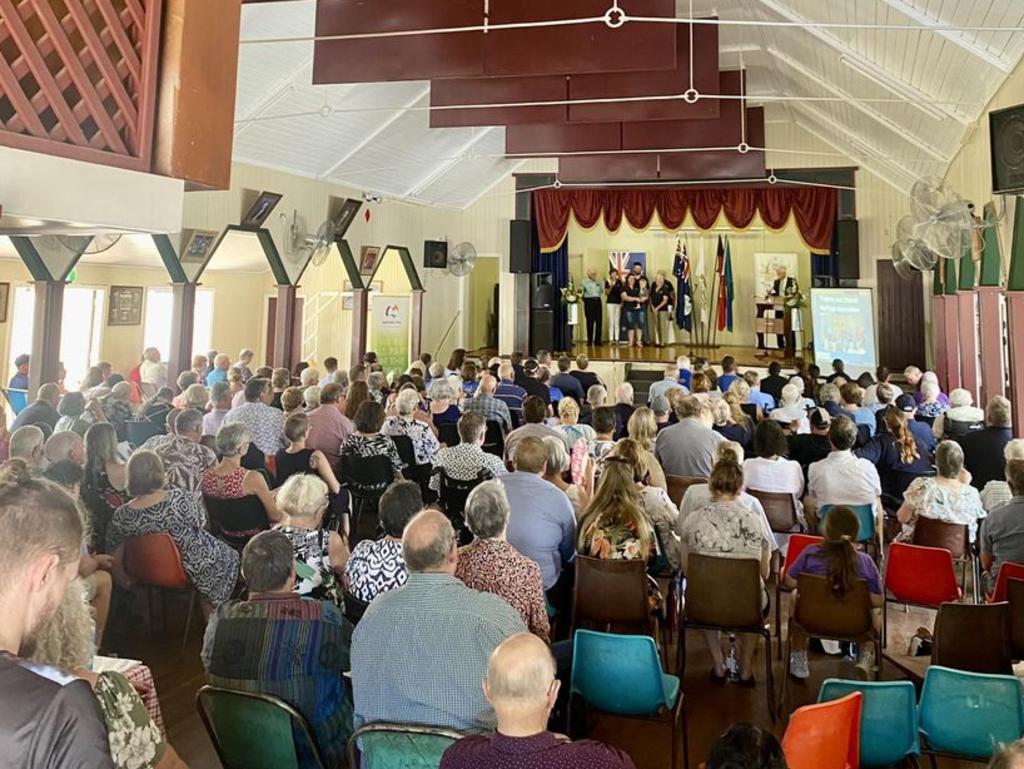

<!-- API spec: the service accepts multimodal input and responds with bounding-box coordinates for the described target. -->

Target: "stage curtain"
[533,186,838,253]
[532,231,570,350]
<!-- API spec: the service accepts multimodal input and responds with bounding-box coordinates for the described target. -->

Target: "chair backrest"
[818,679,919,768]
[782,691,863,769]
[196,685,324,769]
[339,453,395,497]
[782,534,824,577]
[883,470,935,503]
[570,629,671,716]
[883,542,960,607]
[931,601,1012,675]
[343,589,370,627]
[665,475,706,507]
[573,555,650,628]
[915,413,936,428]
[482,421,505,458]
[740,402,758,421]
[819,503,876,543]
[749,490,799,533]
[204,494,269,549]
[346,722,466,769]
[123,533,189,589]
[1007,578,1024,661]
[438,468,490,518]
[918,666,1024,761]
[683,552,765,631]
[793,574,875,642]
[990,561,1024,603]
[390,434,418,468]
[437,422,460,447]
[5,388,28,414]
[911,516,968,559]
[126,419,164,448]
[944,418,982,439]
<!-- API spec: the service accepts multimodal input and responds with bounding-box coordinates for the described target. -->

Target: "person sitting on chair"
[439,633,636,769]
[429,413,507,497]
[706,724,786,769]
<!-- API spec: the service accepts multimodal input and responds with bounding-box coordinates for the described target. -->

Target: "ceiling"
[234,0,1024,200]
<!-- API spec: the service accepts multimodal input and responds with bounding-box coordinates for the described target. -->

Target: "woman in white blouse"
[743,420,805,529]
[898,440,985,542]
[981,439,1024,513]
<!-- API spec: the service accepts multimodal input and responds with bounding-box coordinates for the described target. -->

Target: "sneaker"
[855,648,876,680]
[821,640,842,655]
[789,650,810,679]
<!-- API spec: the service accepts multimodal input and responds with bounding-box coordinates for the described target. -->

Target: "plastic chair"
[819,503,880,560]
[123,533,197,656]
[204,494,270,551]
[125,419,164,448]
[1008,578,1024,662]
[818,679,919,768]
[570,629,688,769]
[774,534,823,658]
[748,490,800,534]
[987,561,1024,603]
[436,422,459,447]
[665,475,706,507]
[782,691,862,769]
[573,555,659,647]
[931,601,1012,675]
[339,453,396,545]
[881,542,961,650]
[911,517,974,600]
[678,553,775,718]
[390,435,432,499]
[346,722,466,769]
[918,666,1024,763]
[2,388,28,415]
[482,420,505,458]
[436,468,491,542]
[196,685,326,769]
[343,589,370,627]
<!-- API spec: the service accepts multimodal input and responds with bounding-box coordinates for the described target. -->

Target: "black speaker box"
[531,311,555,353]
[509,219,532,273]
[990,104,1024,195]
[836,219,860,280]
[423,239,447,269]
[531,273,554,309]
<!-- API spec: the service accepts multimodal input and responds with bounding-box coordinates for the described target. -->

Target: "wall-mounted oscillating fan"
[448,241,477,277]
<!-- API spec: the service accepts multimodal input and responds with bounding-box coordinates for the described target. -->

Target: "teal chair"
[819,503,880,560]
[346,722,466,769]
[570,629,688,769]
[919,666,1024,764]
[196,685,326,769]
[818,679,919,768]
[2,388,27,415]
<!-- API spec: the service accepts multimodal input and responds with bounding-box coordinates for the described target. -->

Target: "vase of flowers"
[561,281,583,326]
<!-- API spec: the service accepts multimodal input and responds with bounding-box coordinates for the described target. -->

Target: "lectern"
[755,296,793,358]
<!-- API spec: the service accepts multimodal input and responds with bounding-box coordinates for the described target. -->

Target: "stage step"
[625,363,665,404]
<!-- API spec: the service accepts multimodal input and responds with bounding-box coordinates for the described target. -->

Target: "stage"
[567,343,808,369]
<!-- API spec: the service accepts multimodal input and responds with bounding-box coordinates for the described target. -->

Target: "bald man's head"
[477,374,497,396]
[484,633,559,725]
[402,509,457,573]
[44,431,84,466]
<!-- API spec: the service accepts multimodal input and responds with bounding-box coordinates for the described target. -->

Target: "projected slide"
[810,289,878,374]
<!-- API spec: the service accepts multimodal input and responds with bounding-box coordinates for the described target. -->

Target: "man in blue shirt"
[495,362,527,422]
[8,353,29,390]
[717,355,739,392]
[581,269,605,346]
[742,371,775,413]
[549,357,585,403]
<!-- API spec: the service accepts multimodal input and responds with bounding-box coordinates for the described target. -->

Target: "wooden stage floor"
[568,342,807,369]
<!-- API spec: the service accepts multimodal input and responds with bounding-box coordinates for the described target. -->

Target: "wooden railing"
[0,0,163,171]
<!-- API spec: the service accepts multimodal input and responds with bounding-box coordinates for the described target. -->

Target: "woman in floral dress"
[577,457,656,565]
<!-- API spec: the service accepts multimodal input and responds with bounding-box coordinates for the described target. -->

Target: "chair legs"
[762,629,776,722]
[181,589,198,658]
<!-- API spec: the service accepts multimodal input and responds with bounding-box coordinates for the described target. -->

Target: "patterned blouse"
[579,515,653,562]
[95,671,165,769]
[340,433,404,475]
[679,500,771,564]
[201,466,247,499]
[382,416,440,466]
[108,488,239,606]
[278,525,341,605]
[343,536,407,604]
[428,443,508,492]
[141,434,217,501]
[102,397,135,442]
[899,476,986,542]
[455,538,550,641]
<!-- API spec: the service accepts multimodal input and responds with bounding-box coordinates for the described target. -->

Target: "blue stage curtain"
[532,233,570,350]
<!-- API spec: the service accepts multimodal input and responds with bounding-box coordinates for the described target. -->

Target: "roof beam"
[318,84,431,182]
[878,0,1010,72]
[404,127,495,198]
[767,47,949,162]
[234,53,314,140]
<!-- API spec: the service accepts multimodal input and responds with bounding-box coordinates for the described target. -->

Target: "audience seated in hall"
[504,395,568,461]
[439,633,636,769]
[980,438,1024,512]
[45,430,85,466]
[495,362,528,416]
[933,387,984,439]
[579,383,608,427]
[340,400,405,479]
[11,382,61,433]
[55,392,98,437]
[542,436,589,520]
[456,481,551,642]
[858,402,936,498]
[896,440,984,542]
[10,424,45,470]
[649,363,687,405]
[549,356,584,404]
[223,377,285,459]
[428,378,463,428]
[351,509,525,732]
[651,394,672,432]
[382,387,440,467]
[612,382,637,440]
[202,423,280,528]
[430,412,507,495]
[141,409,216,503]
[203,530,352,768]
[275,412,342,494]
[82,422,128,552]
[958,395,1013,491]
[742,370,775,414]
[787,407,832,473]
[655,394,723,478]
[463,374,513,432]
[981,458,1024,596]
[805,416,882,533]
[744,420,805,528]
[558,396,595,450]
[344,480,421,605]
[625,407,669,491]
[140,387,174,430]
[711,396,752,452]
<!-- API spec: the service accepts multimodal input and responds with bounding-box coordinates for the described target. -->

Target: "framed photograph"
[342,295,354,311]
[0,282,9,323]
[241,191,282,228]
[331,198,362,238]
[108,286,144,326]
[343,279,384,293]
[359,245,382,275]
[181,230,219,264]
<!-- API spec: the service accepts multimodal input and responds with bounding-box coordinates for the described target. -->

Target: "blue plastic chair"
[919,666,1024,762]
[4,388,28,415]
[819,503,879,559]
[818,679,919,768]
[570,629,687,769]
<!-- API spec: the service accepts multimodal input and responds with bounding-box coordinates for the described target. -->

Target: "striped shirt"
[462,393,512,431]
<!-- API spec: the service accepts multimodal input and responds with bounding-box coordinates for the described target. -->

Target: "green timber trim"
[336,239,364,290]
[943,255,958,295]
[1008,196,1024,291]
[933,262,944,295]
[958,231,976,291]
[9,235,88,281]
[151,234,191,283]
[980,201,1002,287]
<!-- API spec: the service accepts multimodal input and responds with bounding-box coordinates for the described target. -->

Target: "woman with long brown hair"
[344,380,370,421]
[783,504,883,680]
[577,457,654,564]
[858,402,935,499]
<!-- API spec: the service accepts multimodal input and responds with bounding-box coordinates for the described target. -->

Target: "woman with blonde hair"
[275,473,348,605]
[30,580,189,769]
[711,394,752,450]
[542,435,589,519]
[578,457,656,565]
[181,383,209,412]
[626,406,667,491]
[558,397,595,448]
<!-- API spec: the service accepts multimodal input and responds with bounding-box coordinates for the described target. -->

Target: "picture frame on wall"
[0,282,9,323]
[108,286,144,326]
[181,230,219,264]
[359,245,383,276]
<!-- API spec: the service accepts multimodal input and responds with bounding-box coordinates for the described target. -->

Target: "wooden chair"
[931,601,1012,675]
[911,517,975,601]
[390,434,432,500]
[665,475,706,508]
[436,422,460,447]
[572,556,663,658]
[678,553,775,719]
[748,490,800,535]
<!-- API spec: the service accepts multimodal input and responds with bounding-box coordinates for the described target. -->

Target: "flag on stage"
[610,251,646,278]
[672,238,692,331]
[694,236,708,330]
[715,235,728,331]
[724,236,735,332]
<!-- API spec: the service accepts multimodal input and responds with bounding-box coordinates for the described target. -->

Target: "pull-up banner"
[370,294,411,380]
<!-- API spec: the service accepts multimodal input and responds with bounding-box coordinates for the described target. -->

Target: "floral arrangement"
[784,289,807,310]
[560,281,583,304]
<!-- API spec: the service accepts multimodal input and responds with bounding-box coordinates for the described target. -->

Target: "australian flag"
[672,239,692,331]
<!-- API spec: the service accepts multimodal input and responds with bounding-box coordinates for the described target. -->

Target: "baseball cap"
[895,393,916,413]
[650,394,670,415]
[809,407,831,429]
[523,359,539,374]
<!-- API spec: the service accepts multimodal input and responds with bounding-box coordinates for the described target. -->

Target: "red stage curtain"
[533,186,838,252]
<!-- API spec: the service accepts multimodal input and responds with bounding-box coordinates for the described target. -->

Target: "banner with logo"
[369,294,410,379]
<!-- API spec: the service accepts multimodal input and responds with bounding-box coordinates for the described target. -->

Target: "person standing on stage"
[605,269,624,346]
[581,269,604,347]
[623,274,647,349]
[769,265,799,351]
[650,271,675,348]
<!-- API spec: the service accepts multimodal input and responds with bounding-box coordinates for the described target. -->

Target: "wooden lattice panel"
[0,0,162,170]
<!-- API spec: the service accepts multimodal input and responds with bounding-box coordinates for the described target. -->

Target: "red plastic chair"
[782,691,863,769]
[987,561,1024,604]
[882,542,960,649]
[774,534,824,657]
[123,533,197,655]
